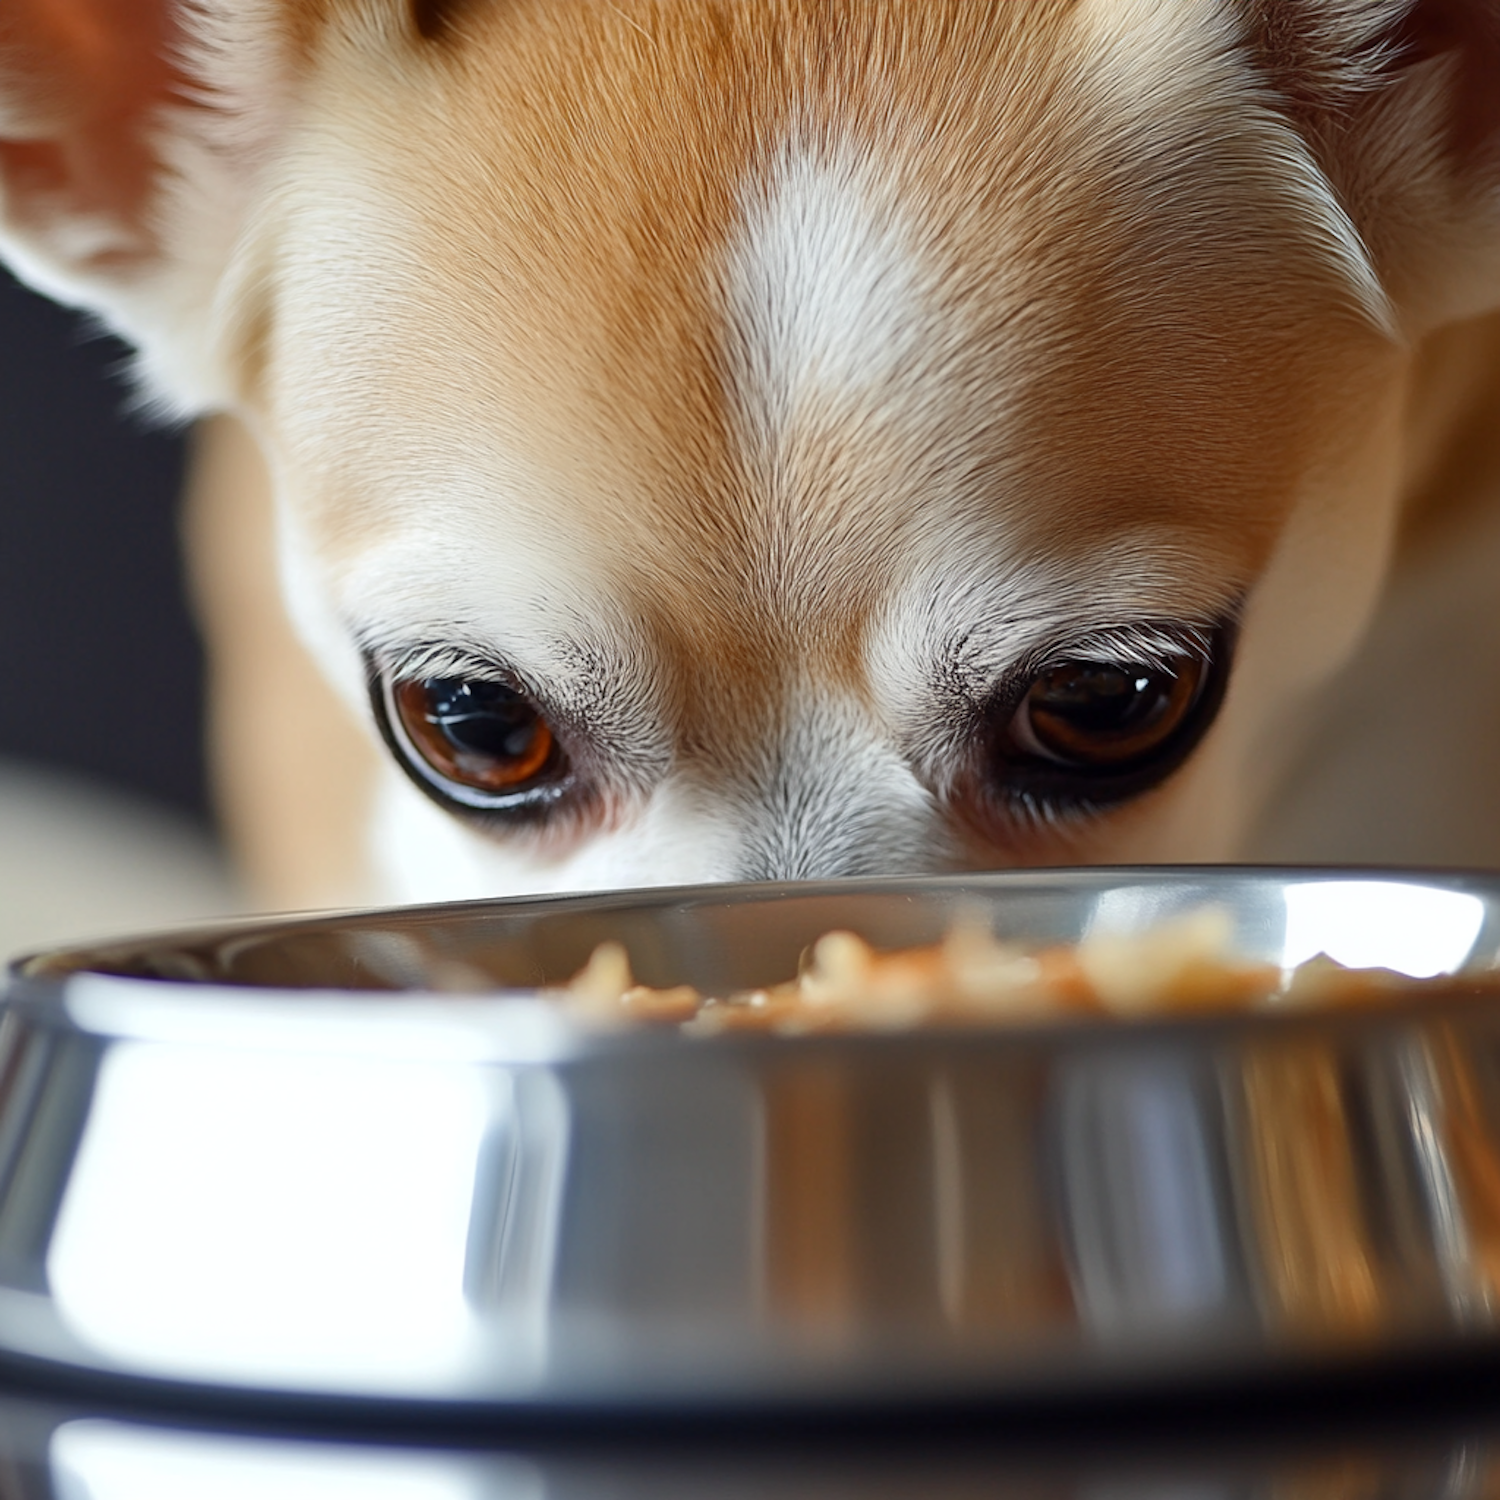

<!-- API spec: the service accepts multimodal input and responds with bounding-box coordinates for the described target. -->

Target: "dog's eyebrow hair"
[1017,619,1223,672]
[365,639,517,683]
[355,630,637,732]
[934,611,1238,706]
[359,635,573,700]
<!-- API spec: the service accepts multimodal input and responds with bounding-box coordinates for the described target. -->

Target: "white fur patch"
[724,145,928,448]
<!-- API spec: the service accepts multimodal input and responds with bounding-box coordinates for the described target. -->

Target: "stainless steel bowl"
[8,867,1500,1415]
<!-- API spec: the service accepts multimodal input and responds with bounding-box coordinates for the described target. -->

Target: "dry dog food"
[549,907,1423,1034]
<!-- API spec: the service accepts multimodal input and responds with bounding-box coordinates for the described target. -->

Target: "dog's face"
[3,0,1498,898]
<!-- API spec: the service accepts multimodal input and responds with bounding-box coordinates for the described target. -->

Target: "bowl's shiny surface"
[9,867,1500,1414]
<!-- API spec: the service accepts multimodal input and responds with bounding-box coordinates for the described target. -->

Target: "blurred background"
[0,267,241,959]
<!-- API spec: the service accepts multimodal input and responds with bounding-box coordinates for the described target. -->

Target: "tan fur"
[4,0,1500,902]
[183,416,380,907]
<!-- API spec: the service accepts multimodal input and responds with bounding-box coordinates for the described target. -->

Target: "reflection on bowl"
[6,868,1500,1412]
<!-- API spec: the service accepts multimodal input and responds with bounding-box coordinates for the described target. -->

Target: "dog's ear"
[1245,0,1500,333]
[0,0,295,412]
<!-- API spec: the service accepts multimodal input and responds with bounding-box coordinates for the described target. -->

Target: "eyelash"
[1010,621,1218,685]
[374,643,508,686]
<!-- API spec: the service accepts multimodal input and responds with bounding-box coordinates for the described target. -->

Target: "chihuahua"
[2,0,1498,908]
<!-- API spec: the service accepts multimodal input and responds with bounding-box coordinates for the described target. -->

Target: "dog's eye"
[1008,661,1204,768]
[384,676,565,808]
[987,627,1231,814]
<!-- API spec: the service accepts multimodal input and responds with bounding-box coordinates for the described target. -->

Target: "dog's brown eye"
[1011,660,1205,770]
[984,625,1233,815]
[389,677,561,803]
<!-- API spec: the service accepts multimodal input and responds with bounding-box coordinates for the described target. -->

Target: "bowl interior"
[17,868,1500,996]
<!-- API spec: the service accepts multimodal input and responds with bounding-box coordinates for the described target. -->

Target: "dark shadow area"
[0,268,206,817]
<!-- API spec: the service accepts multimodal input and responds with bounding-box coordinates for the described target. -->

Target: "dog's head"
[4,0,1498,896]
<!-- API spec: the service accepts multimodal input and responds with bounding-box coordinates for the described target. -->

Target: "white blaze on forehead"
[725,144,931,442]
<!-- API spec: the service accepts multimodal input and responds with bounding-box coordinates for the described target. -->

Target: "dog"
[3,0,1498,910]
